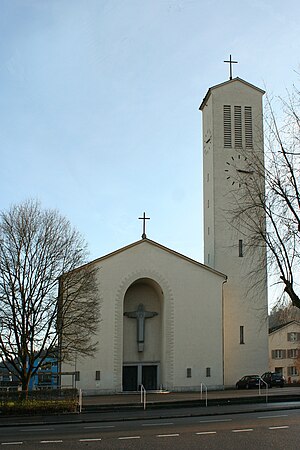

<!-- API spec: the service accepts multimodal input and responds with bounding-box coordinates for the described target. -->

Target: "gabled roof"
[269,320,300,335]
[199,77,265,111]
[72,238,227,279]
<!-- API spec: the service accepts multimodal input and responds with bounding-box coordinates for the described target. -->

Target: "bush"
[0,398,78,415]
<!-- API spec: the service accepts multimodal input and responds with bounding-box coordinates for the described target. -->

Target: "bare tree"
[230,85,300,309]
[0,200,100,393]
[269,303,300,329]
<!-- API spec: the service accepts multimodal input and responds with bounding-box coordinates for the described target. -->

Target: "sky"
[0,0,299,270]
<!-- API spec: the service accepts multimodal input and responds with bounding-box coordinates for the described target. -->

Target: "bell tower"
[200,76,269,385]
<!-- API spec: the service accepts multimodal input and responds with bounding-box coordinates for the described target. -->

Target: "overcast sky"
[1,0,299,267]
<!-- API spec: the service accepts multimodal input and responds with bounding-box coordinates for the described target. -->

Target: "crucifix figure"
[224,54,238,80]
[138,212,150,239]
[124,303,158,352]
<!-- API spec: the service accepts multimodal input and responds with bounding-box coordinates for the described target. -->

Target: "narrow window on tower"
[187,368,192,378]
[234,106,242,148]
[208,226,210,235]
[224,105,232,148]
[75,371,80,381]
[207,173,210,182]
[240,326,245,344]
[207,199,209,208]
[238,239,243,257]
[206,367,211,377]
[245,106,253,148]
[95,370,101,381]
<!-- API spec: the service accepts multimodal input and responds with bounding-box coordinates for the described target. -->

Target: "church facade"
[62,240,226,392]
[61,76,269,393]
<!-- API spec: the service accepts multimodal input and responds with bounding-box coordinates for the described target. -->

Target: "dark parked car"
[261,372,285,388]
[236,375,261,389]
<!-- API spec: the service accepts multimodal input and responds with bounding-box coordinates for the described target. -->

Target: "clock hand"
[236,169,254,174]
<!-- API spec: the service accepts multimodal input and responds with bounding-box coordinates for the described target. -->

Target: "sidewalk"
[82,386,300,409]
[1,387,300,427]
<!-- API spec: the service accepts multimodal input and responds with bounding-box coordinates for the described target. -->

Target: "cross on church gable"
[138,212,150,239]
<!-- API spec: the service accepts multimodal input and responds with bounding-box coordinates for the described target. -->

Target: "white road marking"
[199,419,232,423]
[40,440,63,443]
[19,428,54,432]
[196,431,217,435]
[84,425,115,429]
[118,436,140,440]
[1,444,23,446]
[269,426,289,430]
[157,434,179,438]
[258,414,288,419]
[79,438,102,442]
[232,429,253,433]
[142,422,174,426]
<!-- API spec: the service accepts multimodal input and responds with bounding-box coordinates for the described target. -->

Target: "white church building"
[61,74,269,392]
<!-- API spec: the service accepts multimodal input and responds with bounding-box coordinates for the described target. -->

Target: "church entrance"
[142,365,157,390]
[122,364,158,391]
[122,366,138,391]
[123,278,162,392]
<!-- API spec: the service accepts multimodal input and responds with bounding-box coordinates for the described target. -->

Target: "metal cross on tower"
[224,54,238,80]
[138,212,150,239]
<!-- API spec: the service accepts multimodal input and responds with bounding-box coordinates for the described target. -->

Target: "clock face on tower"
[204,130,212,155]
[225,153,254,187]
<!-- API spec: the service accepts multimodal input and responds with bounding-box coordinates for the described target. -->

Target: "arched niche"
[122,278,163,390]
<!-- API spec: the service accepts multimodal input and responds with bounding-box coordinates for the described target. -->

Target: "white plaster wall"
[201,79,269,386]
[61,240,225,393]
[202,93,215,267]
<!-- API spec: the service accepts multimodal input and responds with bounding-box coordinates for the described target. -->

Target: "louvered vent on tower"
[224,105,232,148]
[234,106,242,148]
[245,106,253,148]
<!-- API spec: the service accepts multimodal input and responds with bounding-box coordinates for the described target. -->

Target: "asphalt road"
[1,408,299,449]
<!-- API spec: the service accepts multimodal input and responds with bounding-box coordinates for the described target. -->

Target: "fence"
[0,388,79,414]
[0,387,77,401]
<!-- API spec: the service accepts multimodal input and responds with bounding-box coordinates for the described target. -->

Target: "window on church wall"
[238,239,243,257]
[95,370,101,380]
[245,106,253,148]
[240,326,245,344]
[206,367,211,377]
[75,371,80,381]
[223,105,232,148]
[186,368,192,378]
[234,106,242,148]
